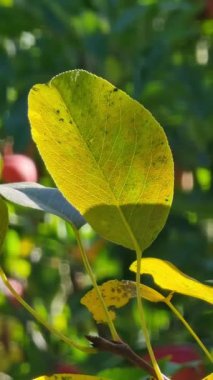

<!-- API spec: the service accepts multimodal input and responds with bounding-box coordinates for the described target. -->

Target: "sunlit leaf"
[0,183,85,229]
[33,375,109,380]
[0,197,8,251]
[130,258,213,304]
[28,70,173,251]
[83,278,213,363]
[81,279,164,323]
[202,374,213,380]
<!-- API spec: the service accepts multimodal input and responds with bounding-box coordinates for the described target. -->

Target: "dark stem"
[86,335,170,380]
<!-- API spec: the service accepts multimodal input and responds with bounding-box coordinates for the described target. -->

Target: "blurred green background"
[0,0,212,379]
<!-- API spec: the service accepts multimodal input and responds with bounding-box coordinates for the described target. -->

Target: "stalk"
[74,227,120,341]
[116,209,164,379]
[135,249,164,380]
[166,300,213,363]
[0,267,95,353]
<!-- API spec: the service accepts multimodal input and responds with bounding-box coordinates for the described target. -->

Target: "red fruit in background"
[2,154,38,183]
[205,0,213,18]
[143,345,205,380]
[174,165,194,192]
[0,277,24,307]
[55,362,80,374]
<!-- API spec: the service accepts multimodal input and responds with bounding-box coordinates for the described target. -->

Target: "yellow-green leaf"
[33,375,109,380]
[202,374,213,380]
[0,197,8,251]
[81,280,164,323]
[81,279,213,363]
[28,70,174,251]
[130,258,213,304]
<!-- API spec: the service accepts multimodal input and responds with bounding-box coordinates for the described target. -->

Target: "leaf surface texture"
[29,70,174,250]
[130,258,213,303]
[81,279,164,323]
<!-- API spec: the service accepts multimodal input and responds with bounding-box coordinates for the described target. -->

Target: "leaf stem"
[135,249,164,380]
[0,267,95,354]
[74,227,120,342]
[166,300,213,363]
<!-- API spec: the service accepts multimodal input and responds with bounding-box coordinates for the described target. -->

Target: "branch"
[86,335,170,380]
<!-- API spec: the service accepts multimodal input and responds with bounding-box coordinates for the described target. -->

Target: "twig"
[0,267,95,354]
[86,335,171,380]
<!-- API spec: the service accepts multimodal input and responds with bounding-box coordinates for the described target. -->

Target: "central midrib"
[51,81,142,252]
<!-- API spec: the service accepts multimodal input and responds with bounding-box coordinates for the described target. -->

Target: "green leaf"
[81,279,165,323]
[28,70,174,251]
[98,367,147,380]
[0,197,8,251]
[33,375,109,380]
[130,258,213,304]
[0,183,85,229]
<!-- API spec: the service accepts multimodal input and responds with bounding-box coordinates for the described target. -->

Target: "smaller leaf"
[33,375,109,380]
[0,197,8,251]
[82,280,213,363]
[0,183,85,229]
[129,258,213,304]
[81,280,164,323]
[202,374,213,380]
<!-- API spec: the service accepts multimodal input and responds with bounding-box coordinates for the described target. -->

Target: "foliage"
[0,0,213,379]
[130,258,213,303]
[28,70,174,252]
[27,69,175,379]
[0,183,85,228]
[33,375,109,380]
[0,70,212,379]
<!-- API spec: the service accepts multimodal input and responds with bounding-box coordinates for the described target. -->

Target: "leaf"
[98,367,147,380]
[81,279,213,363]
[202,374,213,380]
[0,197,8,251]
[81,279,164,323]
[129,258,213,304]
[33,375,109,380]
[28,70,174,251]
[0,183,85,229]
